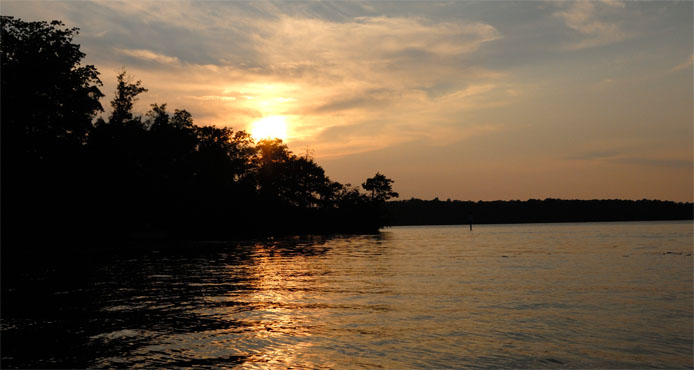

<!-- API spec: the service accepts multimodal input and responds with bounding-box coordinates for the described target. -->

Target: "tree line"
[386,198,693,226]
[1,16,398,247]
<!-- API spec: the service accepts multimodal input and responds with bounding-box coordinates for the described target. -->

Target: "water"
[2,221,692,368]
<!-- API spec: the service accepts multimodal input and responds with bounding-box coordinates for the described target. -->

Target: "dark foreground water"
[2,221,692,368]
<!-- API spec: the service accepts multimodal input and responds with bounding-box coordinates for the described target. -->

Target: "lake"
[1,221,692,368]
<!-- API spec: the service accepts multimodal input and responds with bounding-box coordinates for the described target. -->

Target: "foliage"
[362,172,399,202]
[255,139,343,209]
[109,71,148,125]
[1,16,105,246]
[1,16,103,153]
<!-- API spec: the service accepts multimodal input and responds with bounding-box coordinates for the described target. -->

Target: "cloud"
[671,54,694,72]
[0,2,517,157]
[249,15,501,87]
[600,0,626,9]
[567,150,693,169]
[189,95,238,102]
[228,15,507,155]
[554,0,627,50]
[116,48,180,65]
[312,96,388,114]
[616,157,694,168]
[566,151,620,160]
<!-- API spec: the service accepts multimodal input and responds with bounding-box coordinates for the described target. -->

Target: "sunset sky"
[4,1,693,201]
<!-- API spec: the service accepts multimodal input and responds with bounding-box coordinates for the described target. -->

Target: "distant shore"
[386,198,693,226]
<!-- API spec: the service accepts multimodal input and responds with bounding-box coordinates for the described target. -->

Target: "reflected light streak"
[225,242,331,368]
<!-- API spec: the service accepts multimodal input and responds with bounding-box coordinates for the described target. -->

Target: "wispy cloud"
[0,2,513,156]
[671,54,693,72]
[567,150,693,169]
[251,16,501,85]
[617,157,694,168]
[116,48,180,65]
[96,13,506,156]
[554,0,627,50]
[566,150,620,161]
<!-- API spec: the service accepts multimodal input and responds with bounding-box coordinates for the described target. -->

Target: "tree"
[170,109,194,130]
[1,16,105,246]
[108,70,147,125]
[362,172,399,202]
[145,103,170,130]
[1,16,104,153]
[193,125,256,186]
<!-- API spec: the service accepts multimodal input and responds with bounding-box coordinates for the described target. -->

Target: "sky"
[4,0,693,202]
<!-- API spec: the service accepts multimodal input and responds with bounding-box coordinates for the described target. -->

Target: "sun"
[250,116,288,142]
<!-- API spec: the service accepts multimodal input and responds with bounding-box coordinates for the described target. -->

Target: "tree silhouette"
[1,16,105,246]
[362,172,399,202]
[255,139,337,208]
[109,70,148,126]
[1,16,103,155]
[146,103,170,130]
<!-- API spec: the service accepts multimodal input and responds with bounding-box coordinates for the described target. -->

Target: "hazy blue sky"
[4,0,692,201]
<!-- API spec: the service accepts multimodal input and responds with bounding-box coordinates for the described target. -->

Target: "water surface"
[2,221,692,368]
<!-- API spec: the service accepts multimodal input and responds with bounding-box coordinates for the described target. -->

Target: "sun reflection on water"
[223,242,328,368]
